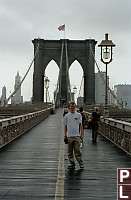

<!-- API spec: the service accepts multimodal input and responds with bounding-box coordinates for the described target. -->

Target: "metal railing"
[84,110,131,155]
[0,107,52,148]
[98,118,131,156]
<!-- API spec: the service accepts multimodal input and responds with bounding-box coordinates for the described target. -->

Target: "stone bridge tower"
[32,39,97,104]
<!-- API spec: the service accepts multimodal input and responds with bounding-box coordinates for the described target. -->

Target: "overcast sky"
[0,0,131,102]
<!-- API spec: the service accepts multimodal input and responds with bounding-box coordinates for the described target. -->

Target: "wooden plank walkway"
[0,108,130,200]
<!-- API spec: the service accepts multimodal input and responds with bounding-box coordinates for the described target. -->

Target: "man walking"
[90,107,100,143]
[79,106,87,147]
[64,101,84,169]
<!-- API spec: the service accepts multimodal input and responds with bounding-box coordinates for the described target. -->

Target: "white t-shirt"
[63,112,82,137]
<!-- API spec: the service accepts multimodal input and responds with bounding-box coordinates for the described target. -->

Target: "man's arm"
[79,123,83,140]
[64,125,67,138]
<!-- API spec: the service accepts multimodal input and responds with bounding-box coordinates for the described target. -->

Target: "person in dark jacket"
[63,104,68,117]
[90,107,100,143]
[79,107,86,147]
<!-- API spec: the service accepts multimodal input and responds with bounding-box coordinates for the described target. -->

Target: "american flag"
[58,24,65,31]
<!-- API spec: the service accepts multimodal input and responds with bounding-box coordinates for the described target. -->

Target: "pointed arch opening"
[69,60,84,105]
[44,60,59,103]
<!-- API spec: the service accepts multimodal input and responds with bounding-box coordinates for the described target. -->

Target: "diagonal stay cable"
[2,41,40,106]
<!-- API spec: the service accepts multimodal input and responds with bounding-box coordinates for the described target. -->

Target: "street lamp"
[73,86,77,102]
[121,98,123,109]
[98,33,116,118]
[44,76,50,106]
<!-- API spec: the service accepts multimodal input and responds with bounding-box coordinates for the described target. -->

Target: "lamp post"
[121,98,123,109]
[98,33,116,118]
[44,76,50,106]
[73,86,77,102]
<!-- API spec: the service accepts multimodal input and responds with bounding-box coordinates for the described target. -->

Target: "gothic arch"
[69,60,84,100]
[32,39,97,104]
[44,60,59,102]
[43,58,60,71]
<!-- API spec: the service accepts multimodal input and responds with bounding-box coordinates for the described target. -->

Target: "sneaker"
[80,165,84,170]
[67,164,75,169]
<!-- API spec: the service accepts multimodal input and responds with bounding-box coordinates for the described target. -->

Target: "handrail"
[0,107,52,148]
[84,109,131,155]
[0,107,52,128]
[98,117,131,156]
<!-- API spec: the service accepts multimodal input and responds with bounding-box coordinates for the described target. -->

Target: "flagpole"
[64,25,65,39]
[58,24,66,39]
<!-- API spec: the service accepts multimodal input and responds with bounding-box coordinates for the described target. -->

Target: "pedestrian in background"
[63,104,68,117]
[90,107,100,143]
[64,101,84,169]
[79,107,87,147]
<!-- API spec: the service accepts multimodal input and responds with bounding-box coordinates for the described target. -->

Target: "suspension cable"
[54,42,64,104]
[78,75,84,98]
[2,41,40,107]
[65,42,72,102]
[59,42,64,100]
[89,41,122,107]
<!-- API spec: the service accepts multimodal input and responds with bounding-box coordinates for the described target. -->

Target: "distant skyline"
[0,0,131,102]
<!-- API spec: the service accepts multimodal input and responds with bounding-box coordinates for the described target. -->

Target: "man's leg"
[68,137,75,165]
[94,123,98,142]
[92,125,95,141]
[74,136,83,166]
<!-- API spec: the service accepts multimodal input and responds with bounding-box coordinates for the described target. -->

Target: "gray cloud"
[0,0,131,100]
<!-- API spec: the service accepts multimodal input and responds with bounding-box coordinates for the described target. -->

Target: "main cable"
[65,42,72,102]
[54,42,64,105]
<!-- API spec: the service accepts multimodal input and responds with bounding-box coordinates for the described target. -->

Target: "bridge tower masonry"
[32,38,97,105]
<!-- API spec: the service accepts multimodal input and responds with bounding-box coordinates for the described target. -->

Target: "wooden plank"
[0,109,130,200]
[64,120,131,199]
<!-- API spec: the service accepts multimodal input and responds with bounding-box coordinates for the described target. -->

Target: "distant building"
[114,84,131,108]
[11,72,23,104]
[71,92,75,101]
[95,72,110,105]
[0,86,6,105]
[77,96,84,106]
